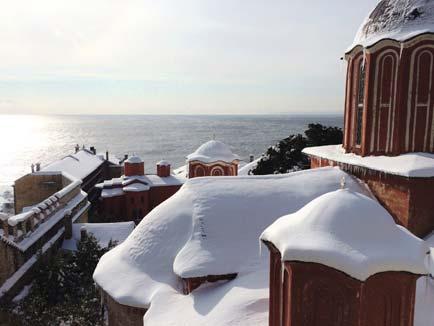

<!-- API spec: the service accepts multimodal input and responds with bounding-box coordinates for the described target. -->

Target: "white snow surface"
[238,158,262,176]
[261,189,428,281]
[62,222,135,251]
[303,145,434,177]
[187,140,239,164]
[42,149,105,180]
[349,0,434,51]
[93,167,367,309]
[125,156,144,164]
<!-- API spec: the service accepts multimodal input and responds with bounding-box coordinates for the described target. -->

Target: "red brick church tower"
[304,0,434,237]
[344,0,434,156]
[187,140,239,178]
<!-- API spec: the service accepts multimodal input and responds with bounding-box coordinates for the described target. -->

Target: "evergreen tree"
[252,123,343,175]
[12,235,116,326]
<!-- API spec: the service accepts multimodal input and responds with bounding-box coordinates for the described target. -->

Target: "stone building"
[0,172,90,301]
[96,157,184,223]
[303,0,434,238]
[187,140,239,178]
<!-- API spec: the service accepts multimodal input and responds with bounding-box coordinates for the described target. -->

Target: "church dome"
[349,0,434,51]
[261,189,428,281]
[187,140,239,164]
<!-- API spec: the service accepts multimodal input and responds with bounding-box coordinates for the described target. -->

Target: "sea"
[0,114,342,210]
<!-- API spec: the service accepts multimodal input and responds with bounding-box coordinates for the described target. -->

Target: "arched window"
[211,166,225,176]
[194,166,205,177]
[374,52,398,153]
[355,60,366,146]
[408,48,434,152]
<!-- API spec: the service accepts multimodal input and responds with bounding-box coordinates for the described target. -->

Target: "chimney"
[31,163,35,173]
[106,150,109,161]
[157,161,171,178]
[90,146,96,155]
[64,210,73,240]
[80,226,87,241]
[75,144,80,153]
[35,163,41,172]
[249,155,254,163]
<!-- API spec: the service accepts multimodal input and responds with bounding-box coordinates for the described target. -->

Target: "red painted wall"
[188,162,238,178]
[101,184,182,223]
[265,257,418,326]
[344,38,434,156]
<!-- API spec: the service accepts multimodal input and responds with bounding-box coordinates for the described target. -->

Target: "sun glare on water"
[0,115,50,184]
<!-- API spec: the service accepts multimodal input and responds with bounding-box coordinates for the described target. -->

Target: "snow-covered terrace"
[62,222,135,251]
[303,145,434,178]
[0,172,88,251]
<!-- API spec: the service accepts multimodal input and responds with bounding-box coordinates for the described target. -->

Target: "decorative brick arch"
[194,165,206,177]
[210,166,225,176]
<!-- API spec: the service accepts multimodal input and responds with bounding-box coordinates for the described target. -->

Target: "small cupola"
[186,140,239,178]
[261,189,428,326]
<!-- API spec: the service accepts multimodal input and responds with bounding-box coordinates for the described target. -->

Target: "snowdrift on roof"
[93,167,367,308]
[303,145,434,177]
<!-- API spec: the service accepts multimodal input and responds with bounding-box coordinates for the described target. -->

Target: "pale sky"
[0,0,378,115]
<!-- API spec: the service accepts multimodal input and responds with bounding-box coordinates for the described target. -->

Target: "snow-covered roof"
[123,183,150,192]
[157,160,170,166]
[62,222,135,251]
[303,145,434,178]
[93,167,368,308]
[349,0,434,51]
[261,189,428,281]
[97,174,184,191]
[42,149,105,180]
[187,140,239,164]
[125,156,143,164]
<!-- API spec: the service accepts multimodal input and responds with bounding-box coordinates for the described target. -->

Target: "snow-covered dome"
[349,0,434,51]
[125,156,143,164]
[187,140,239,164]
[261,189,428,281]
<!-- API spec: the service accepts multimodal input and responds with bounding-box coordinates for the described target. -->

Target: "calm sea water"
[0,114,342,202]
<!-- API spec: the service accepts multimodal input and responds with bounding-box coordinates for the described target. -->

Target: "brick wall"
[309,156,434,237]
[103,290,147,326]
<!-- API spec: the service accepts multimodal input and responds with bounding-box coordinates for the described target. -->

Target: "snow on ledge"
[303,145,434,178]
[261,189,428,281]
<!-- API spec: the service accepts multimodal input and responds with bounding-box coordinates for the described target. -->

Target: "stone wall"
[14,173,63,214]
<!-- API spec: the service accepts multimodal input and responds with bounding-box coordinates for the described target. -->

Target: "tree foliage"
[252,123,343,175]
[12,235,116,326]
